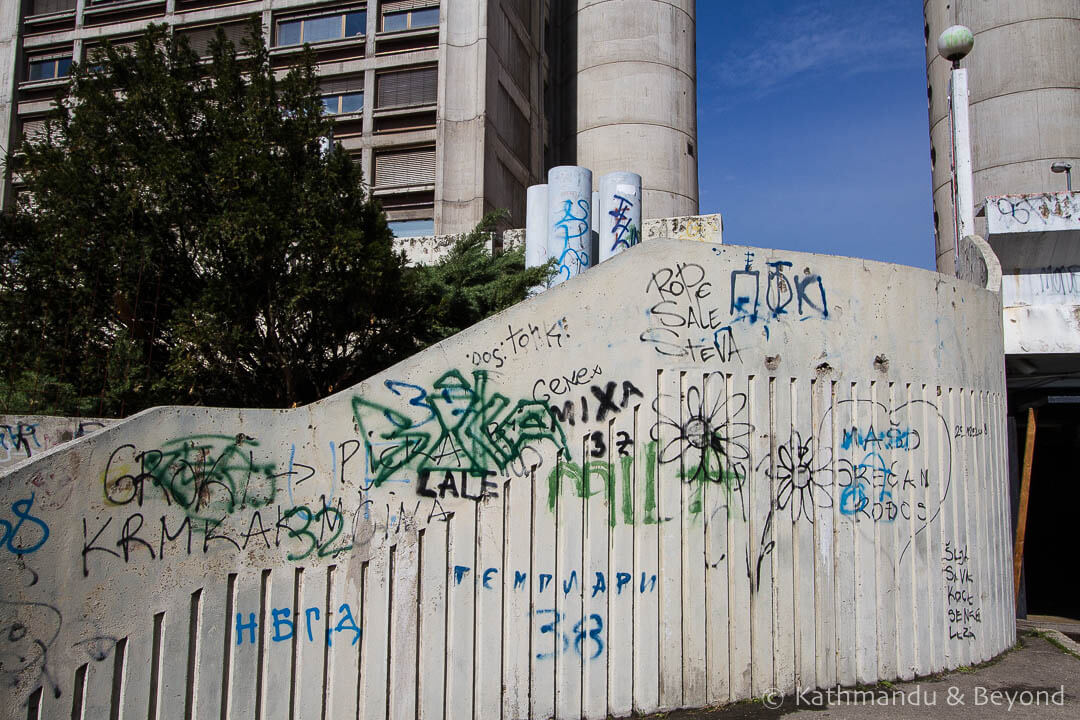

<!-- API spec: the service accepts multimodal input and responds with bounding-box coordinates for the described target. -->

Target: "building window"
[388,219,434,237]
[323,92,364,115]
[27,53,72,82]
[275,9,366,47]
[177,22,252,58]
[28,0,75,15]
[320,75,364,115]
[374,146,435,188]
[375,66,437,109]
[381,1,438,32]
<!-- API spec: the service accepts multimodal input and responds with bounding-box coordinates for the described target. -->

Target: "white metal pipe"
[546,166,593,286]
[598,171,643,262]
[525,184,550,294]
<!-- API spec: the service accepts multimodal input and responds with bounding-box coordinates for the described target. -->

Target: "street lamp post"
[938,25,976,270]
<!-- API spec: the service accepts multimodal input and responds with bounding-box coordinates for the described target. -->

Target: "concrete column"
[598,170,642,261]
[525,183,549,294]
[547,165,592,286]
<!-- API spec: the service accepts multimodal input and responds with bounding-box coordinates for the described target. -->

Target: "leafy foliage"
[0,23,548,416]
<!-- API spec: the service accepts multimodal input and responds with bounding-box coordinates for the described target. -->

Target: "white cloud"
[708,0,920,96]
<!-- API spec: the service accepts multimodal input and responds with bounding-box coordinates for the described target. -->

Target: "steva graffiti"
[640,256,829,363]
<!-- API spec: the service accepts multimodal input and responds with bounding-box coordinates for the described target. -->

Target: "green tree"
[0,22,548,416]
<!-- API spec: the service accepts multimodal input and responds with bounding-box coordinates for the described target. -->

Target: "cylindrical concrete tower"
[925,1,1080,273]
[559,0,698,219]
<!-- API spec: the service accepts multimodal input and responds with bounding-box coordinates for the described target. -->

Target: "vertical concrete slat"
[876,384,898,684]
[474,490,503,720]
[158,599,192,720]
[325,561,361,720]
[727,372,752,701]
[263,569,296,720]
[292,567,328,720]
[607,408,637,717]
[749,373,774,698]
[554,435,584,720]
[834,383,857,688]
[501,474,532,720]
[117,627,152,720]
[531,455,557,720]
[704,372,730,706]
[194,581,230,719]
[854,387,878,687]
[632,373,660,715]
[656,369,683,710]
[444,508,476,720]
[81,645,115,719]
[417,522,447,720]
[897,384,918,681]
[680,371,707,709]
[771,375,795,696]
[389,534,419,720]
[791,376,816,691]
[813,378,836,691]
[226,570,260,718]
[358,544,390,720]
[581,421,609,720]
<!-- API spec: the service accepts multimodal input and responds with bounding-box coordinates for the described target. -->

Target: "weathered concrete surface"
[634,633,1079,719]
[0,238,1009,719]
[0,415,113,472]
[978,193,1080,354]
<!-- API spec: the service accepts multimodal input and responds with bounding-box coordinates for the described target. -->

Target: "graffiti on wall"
[640,256,829,364]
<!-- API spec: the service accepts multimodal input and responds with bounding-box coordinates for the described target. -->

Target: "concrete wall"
[925,0,1080,274]
[0,415,113,473]
[0,238,1011,719]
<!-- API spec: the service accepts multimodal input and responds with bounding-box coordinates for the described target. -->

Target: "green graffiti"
[102,434,279,524]
[547,441,660,526]
[546,439,744,526]
[352,369,570,487]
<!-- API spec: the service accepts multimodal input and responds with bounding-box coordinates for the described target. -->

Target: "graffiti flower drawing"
[772,431,833,524]
[652,382,751,489]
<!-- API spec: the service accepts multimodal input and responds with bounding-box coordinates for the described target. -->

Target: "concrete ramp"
[0,239,1011,719]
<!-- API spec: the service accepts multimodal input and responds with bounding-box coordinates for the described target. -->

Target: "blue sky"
[696,0,934,269]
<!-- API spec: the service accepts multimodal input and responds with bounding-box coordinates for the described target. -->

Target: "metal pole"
[950,67,975,258]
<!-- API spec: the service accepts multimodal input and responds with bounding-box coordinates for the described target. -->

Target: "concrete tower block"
[562,0,698,219]
[925,0,1080,273]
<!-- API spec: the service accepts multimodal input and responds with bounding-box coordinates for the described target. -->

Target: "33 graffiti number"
[535,609,604,660]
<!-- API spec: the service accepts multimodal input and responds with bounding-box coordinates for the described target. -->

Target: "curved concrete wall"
[925,0,1080,273]
[0,240,1010,719]
[566,0,699,218]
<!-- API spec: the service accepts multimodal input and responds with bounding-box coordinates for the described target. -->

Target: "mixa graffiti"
[352,369,570,491]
